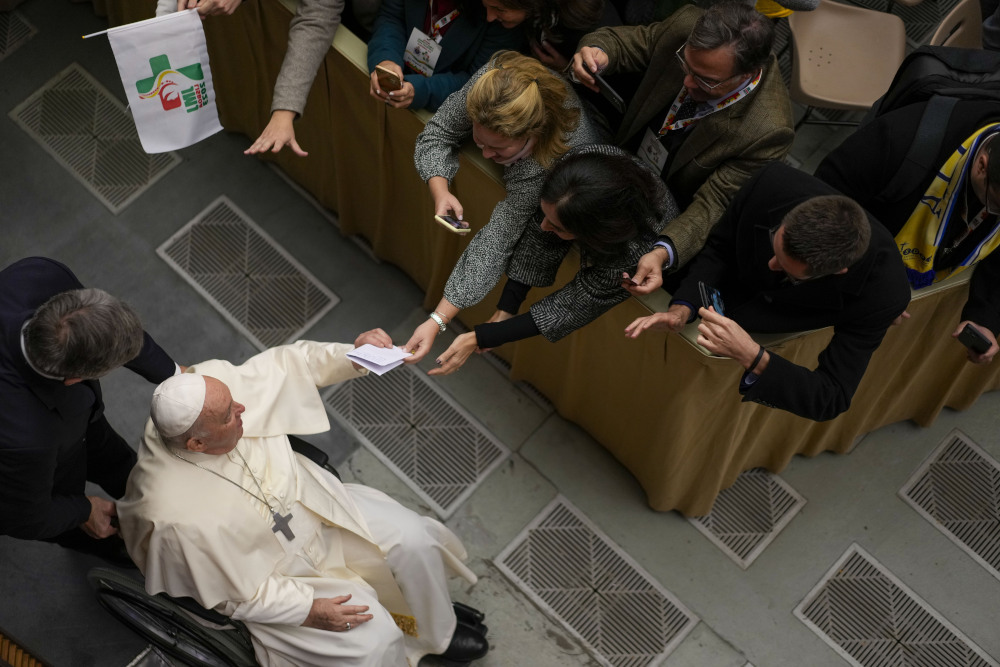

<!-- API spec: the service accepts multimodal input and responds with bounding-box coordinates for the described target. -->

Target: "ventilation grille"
[795,543,997,667]
[497,497,698,667]
[324,365,509,518]
[689,468,805,569]
[900,429,1000,583]
[9,63,179,213]
[158,196,338,350]
[0,10,35,62]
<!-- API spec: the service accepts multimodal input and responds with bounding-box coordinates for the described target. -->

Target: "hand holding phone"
[698,281,725,317]
[957,322,991,354]
[592,71,626,115]
[434,214,471,234]
[375,64,403,92]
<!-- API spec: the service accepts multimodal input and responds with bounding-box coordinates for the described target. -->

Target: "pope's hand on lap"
[303,594,374,632]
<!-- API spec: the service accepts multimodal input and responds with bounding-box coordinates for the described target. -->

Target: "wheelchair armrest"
[163,593,236,627]
[288,435,341,480]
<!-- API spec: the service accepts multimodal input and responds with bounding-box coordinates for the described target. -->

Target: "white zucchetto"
[151,374,207,438]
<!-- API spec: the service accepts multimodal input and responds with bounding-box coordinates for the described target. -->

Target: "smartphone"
[620,273,638,286]
[957,323,991,354]
[698,281,725,317]
[375,65,403,92]
[434,214,471,234]
[592,71,626,115]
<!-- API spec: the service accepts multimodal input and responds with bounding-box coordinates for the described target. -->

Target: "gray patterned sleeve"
[527,243,649,342]
[413,65,488,184]
[432,72,609,310]
[441,159,548,309]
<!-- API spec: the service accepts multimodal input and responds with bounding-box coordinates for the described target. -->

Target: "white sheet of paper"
[347,344,412,376]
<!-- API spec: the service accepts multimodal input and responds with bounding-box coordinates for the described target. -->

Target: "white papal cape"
[118,341,477,667]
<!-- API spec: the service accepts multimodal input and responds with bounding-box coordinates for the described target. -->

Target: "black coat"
[0,257,175,539]
[815,99,1000,334]
[673,163,911,421]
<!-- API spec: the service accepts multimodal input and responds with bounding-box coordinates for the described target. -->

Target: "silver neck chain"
[170,445,277,513]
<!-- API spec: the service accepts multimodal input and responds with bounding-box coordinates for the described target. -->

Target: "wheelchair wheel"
[87,567,258,667]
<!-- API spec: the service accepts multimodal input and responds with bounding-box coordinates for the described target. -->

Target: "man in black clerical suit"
[626,163,911,422]
[0,257,177,558]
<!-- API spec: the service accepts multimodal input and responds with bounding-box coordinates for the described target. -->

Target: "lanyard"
[658,69,762,134]
[428,1,459,41]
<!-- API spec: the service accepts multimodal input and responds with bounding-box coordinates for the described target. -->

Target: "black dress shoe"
[453,601,485,625]
[437,623,488,663]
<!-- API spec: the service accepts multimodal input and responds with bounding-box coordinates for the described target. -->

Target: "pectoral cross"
[271,510,295,540]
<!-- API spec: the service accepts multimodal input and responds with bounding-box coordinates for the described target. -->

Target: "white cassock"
[118,341,477,667]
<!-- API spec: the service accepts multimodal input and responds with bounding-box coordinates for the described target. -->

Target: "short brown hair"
[781,195,871,275]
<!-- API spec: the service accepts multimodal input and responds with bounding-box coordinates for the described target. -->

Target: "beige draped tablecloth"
[95,0,1000,516]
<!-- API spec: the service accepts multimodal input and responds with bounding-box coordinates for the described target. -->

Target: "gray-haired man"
[0,257,178,559]
[571,1,795,294]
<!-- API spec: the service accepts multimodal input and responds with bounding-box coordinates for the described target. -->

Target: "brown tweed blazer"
[581,5,795,267]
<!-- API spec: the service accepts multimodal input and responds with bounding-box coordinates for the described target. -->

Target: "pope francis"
[118,332,487,666]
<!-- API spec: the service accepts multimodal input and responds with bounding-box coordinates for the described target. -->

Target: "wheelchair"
[89,436,340,667]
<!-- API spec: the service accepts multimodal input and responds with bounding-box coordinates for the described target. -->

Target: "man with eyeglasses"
[570,1,793,294]
[625,163,910,421]
[816,99,1000,364]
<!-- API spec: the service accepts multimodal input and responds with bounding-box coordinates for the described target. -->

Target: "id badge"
[638,128,668,173]
[404,28,442,77]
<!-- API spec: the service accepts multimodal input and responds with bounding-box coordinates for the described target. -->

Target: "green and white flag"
[107,10,222,154]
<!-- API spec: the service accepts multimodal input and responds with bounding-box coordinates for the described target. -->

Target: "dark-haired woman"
[428,144,678,374]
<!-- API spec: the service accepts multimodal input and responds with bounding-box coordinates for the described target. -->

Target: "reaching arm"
[270,0,345,117]
[440,160,548,310]
[662,121,793,267]
[124,331,177,384]
[739,305,903,421]
[414,65,486,184]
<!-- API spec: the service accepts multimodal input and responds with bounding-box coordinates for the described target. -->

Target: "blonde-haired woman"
[406,50,607,367]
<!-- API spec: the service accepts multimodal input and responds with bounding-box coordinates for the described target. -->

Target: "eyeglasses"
[675,44,738,91]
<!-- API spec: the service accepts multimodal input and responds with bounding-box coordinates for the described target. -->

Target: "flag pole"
[81,27,112,39]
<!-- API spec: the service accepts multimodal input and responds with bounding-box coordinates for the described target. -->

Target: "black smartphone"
[698,281,725,317]
[434,214,470,234]
[957,323,991,354]
[592,71,626,115]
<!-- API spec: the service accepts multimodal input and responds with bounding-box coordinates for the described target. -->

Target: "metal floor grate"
[0,10,35,62]
[9,63,179,213]
[689,468,805,569]
[795,543,998,667]
[497,497,698,667]
[899,429,1000,583]
[324,365,509,518]
[158,196,339,350]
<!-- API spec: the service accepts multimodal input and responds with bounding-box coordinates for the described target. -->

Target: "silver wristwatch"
[429,311,447,333]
